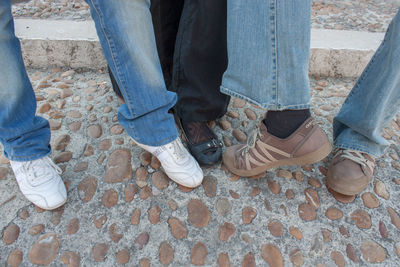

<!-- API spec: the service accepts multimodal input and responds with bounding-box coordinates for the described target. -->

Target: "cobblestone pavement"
[11,0,400,33]
[1,68,400,266]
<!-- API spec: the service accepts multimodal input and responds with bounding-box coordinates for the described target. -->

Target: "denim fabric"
[0,0,51,161]
[221,0,311,110]
[85,0,178,146]
[334,9,400,158]
[108,0,230,122]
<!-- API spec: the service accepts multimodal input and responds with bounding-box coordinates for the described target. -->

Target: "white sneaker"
[10,156,67,210]
[134,138,203,188]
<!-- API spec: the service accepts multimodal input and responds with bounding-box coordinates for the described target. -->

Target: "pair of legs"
[0,0,67,210]
[222,1,400,195]
[1,0,209,211]
[109,0,230,166]
[85,0,203,187]
[327,8,400,195]
[222,0,332,176]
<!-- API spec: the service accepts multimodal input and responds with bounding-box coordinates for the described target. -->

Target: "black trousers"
[110,0,230,122]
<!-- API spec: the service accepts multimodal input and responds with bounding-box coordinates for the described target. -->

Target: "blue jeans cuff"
[5,150,51,162]
[220,85,310,110]
[333,140,383,159]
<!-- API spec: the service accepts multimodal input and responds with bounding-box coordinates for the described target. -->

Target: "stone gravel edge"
[15,19,385,78]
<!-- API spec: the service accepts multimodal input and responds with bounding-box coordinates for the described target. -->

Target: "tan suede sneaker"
[327,149,375,196]
[223,118,331,177]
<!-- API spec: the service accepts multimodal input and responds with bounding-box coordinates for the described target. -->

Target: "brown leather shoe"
[223,118,331,177]
[327,149,375,195]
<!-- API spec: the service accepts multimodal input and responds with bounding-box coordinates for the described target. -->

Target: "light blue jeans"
[221,1,399,158]
[334,9,400,158]
[221,0,311,110]
[0,0,51,161]
[85,0,178,146]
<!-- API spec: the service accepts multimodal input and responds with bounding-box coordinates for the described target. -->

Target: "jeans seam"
[221,85,310,110]
[273,0,278,107]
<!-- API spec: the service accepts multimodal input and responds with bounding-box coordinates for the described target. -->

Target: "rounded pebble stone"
[60,251,81,267]
[191,242,207,266]
[152,171,169,190]
[92,243,108,262]
[168,217,188,240]
[188,199,210,228]
[159,242,174,266]
[77,176,97,203]
[3,223,20,245]
[242,252,255,267]
[298,203,317,221]
[289,226,303,240]
[361,240,386,263]
[242,207,257,224]
[268,220,283,237]
[104,149,132,183]
[116,249,130,265]
[325,207,343,221]
[101,189,119,208]
[261,243,283,267]
[361,192,380,208]
[289,248,303,267]
[331,250,345,267]
[218,253,230,267]
[66,218,79,235]
[87,124,102,138]
[218,222,236,242]
[29,233,60,265]
[351,209,371,229]
[7,249,23,267]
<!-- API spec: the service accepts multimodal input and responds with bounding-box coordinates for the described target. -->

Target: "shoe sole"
[34,198,67,211]
[326,168,370,196]
[223,142,332,177]
[165,171,203,188]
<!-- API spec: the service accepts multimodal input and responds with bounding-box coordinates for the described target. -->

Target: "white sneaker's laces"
[336,149,374,171]
[166,139,187,161]
[19,157,62,185]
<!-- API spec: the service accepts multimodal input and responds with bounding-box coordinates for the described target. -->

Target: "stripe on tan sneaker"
[244,141,293,171]
[257,141,278,161]
[246,155,266,170]
[259,142,291,158]
[251,148,272,164]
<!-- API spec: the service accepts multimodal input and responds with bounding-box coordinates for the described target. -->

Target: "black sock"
[263,109,311,138]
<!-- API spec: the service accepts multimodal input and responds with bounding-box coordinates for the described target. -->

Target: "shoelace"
[22,157,62,185]
[166,140,187,161]
[238,124,263,157]
[336,149,374,171]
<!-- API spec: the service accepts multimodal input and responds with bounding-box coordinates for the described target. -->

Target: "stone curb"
[15,19,385,78]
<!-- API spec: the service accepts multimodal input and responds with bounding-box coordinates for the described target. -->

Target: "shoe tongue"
[28,161,53,186]
[158,141,188,163]
[259,122,268,133]
[258,123,270,140]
